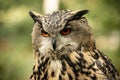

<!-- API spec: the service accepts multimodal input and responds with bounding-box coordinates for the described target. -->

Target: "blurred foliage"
[0,0,120,80]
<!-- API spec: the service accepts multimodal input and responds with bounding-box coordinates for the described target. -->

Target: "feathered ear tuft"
[70,10,89,20]
[29,11,42,22]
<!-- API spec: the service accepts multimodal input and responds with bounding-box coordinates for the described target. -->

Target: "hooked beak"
[52,38,56,51]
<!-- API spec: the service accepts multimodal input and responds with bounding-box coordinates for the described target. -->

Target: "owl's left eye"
[41,30,50,37]
[60,28,71,35]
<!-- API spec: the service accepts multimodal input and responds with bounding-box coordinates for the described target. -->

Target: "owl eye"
[41,30,50,37]
[60,28,71,35]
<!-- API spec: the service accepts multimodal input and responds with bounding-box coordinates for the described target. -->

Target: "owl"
[29,10,119,80]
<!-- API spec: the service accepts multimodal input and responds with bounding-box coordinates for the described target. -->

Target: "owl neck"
[80,38,96,51]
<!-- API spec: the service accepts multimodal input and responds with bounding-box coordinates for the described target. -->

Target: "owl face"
[29,10,93,57]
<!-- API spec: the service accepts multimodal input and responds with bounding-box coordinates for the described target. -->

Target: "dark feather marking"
[43,57,49,67]
[61,70,65,75]
[96,60,107,74]
[38,69,41,79]
[90,74,97,80]
[63,55,79,77]
[59,75,62,80]
[51,71,55,77]
[87,62,98,72]
[61,60,66,75]
[68,73,73,80]
[92,50,99,59]
[37,57,49,79]
[62,61,67,71]
[81,70,91,76]
[33,71,37,80]
[41,56,44,60]
[41,72,48,80]
[42,57,49,72]
[33,65,35,70]
[76,56,86,68]
[79,52,83,57]
[30,74,33,79]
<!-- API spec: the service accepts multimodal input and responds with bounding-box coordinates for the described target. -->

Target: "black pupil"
[63,28,69,32]
[43,31,48,34]
[42,30,48,35]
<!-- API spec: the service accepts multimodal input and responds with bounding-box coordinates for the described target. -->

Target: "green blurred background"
[0,0,120,80]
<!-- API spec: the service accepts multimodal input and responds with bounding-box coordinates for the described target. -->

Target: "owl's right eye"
[41,30,50,37]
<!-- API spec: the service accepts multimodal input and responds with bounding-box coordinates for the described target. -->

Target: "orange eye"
[41,30,50,37]
[60,28,71,35]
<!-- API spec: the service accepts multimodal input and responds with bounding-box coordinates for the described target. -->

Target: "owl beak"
[52,38,56,51]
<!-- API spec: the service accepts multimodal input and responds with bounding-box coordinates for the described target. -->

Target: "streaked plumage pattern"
[29,10,120,80]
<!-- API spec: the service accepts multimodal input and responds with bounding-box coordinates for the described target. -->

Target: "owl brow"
[40,27,47,32]
[63,20,72,29]
[38,23,44,31]
[40,25,50,34]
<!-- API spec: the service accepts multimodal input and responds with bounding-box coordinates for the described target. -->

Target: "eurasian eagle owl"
[29,10,119,80]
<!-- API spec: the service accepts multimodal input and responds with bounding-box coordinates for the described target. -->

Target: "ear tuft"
[29,11,42,22]
[70,10,89,20]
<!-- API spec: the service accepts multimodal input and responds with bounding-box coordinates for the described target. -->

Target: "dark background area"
[0,0,120,80]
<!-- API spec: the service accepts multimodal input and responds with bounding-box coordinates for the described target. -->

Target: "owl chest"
[37,56,98,80]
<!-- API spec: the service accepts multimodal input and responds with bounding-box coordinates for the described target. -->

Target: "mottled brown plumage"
[29,10,119,80]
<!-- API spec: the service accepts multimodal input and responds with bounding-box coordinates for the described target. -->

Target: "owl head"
[29,10,95,58]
